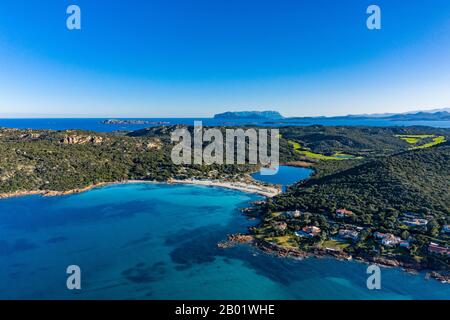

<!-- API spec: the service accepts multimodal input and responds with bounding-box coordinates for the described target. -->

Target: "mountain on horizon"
[287,109,450,121]
[214,110,284,120]
[347,108,450,119]
[383,111,450,121]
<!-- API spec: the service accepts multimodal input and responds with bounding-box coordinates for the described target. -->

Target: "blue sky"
[1,0,450,117]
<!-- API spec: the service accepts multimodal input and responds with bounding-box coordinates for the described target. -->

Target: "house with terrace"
[402,218,428,228]
[336,208,354,219]
[286,209,303,218]
[295,226,321,238]
[338,229,360,242]
[374,232,402,247]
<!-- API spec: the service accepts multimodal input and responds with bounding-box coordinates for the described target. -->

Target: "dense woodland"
[0,128,249,193]
[270,144,450,218]
[1,124,448,194]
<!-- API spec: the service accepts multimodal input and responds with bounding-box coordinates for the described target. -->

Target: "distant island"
[214,111,284,120]
[102,119,170,125]
[383,111,450,121]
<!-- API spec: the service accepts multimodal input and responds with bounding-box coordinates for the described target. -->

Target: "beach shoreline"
[169,178,281,198]
[0,178,281,200]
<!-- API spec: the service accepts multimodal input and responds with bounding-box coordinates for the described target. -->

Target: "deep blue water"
[0,118,273,132]
[0,117,449,132]
[252,166,313,190]
[0,183,449,300]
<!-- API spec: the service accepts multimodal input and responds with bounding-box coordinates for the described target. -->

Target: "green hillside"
[271,143,450,218]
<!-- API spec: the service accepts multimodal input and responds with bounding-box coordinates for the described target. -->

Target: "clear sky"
[1,0,450,117]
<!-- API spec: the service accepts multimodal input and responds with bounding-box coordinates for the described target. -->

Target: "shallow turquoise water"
[251,166,313,189]
[0,183,449,300]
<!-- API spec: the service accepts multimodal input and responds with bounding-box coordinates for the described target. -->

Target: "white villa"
[338,229,360,241]
[402,218,428,227]
[374,232,401,247]
[286,209,302,218]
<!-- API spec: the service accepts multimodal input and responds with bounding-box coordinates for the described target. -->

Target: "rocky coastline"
[218,231,450,284]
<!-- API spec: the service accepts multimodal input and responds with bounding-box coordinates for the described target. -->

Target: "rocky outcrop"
[428,271,450,283]
[146,139,162,150]
[255,240,308,258]
[217,234,254,249]
[61,135,104,145]
[228,234,254,243]
[371,256,401,267]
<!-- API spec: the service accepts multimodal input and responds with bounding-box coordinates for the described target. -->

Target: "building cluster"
[280,208,449,256]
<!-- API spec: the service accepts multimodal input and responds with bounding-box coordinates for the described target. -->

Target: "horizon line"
[0,107,448,119]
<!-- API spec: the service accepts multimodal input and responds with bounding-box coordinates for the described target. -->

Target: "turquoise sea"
[252,166,313,190]
[1,182,449,300]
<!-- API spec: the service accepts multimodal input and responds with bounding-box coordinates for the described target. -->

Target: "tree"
[401,230,410,240]
[427,220,440,237]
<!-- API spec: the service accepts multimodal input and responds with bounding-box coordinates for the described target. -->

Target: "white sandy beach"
[169,179,281,197]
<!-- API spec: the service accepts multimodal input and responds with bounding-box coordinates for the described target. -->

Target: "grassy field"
[395,134,447,149]
[288,140,360,161]
[269,212,283,218]
[412,136,447,149]
[395,134,436,144]
[264,235,298,249]
[321,239,350,251]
